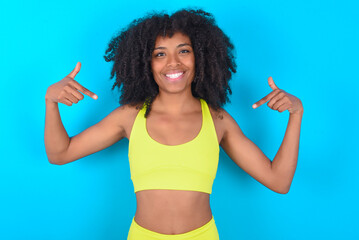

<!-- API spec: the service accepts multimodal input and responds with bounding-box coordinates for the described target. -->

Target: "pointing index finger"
[252,89,280,108]
[70,81,98,100]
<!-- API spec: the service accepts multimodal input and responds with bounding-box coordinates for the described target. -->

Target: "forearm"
[271,112,303,193]
[44,98,70,164]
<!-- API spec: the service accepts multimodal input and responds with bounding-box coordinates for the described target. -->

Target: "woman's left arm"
[220,77,303,194]
[253,76,304,193]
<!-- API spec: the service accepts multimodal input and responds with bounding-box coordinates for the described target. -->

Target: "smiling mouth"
[164,71,185,81]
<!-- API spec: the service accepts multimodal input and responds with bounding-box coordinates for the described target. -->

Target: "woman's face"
[151,32,195,94]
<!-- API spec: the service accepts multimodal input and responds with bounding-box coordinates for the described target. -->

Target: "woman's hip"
[127,215,220,240]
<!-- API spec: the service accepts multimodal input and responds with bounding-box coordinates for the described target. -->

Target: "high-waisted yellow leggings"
[127,215,220,240]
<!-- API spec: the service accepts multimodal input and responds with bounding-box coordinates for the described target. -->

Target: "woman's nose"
[166,54,181,67]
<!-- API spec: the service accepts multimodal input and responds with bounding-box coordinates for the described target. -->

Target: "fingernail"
[252,104,257,108]
[93,95,98,100]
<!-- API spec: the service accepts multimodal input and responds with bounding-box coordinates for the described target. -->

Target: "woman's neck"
[152,91,200,115]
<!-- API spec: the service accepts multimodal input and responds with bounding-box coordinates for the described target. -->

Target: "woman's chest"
[145,110,224,146]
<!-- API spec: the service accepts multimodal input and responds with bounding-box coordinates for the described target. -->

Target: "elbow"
[279,184,291,194]
[271,180,291,194]
[272,174,292,194]
[48,158,64,165]
[270,186,289,194]
[278,188,290,194]
[47,154,66,165]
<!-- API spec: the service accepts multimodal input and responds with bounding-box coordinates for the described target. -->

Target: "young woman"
[45,9,303,240]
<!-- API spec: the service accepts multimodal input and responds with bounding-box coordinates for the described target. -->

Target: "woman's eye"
[153,50,190,57]
[180,50,190,54]
[154,52,165,57]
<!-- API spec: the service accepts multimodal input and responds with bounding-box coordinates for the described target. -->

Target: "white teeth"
[165,72,184,78]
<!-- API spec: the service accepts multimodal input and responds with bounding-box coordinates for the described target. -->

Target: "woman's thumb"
[67,62,81,79]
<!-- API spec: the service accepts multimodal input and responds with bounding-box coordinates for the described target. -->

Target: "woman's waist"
[134,189,211,223]
[135,189,210,206]
[134,190,213,235]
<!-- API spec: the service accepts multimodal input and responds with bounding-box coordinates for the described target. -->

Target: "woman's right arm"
[44,62,126,165]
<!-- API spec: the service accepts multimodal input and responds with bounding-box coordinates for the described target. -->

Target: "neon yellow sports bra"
[128,98,220,194]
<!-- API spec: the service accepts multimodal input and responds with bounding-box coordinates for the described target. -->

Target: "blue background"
[1,0,358,239]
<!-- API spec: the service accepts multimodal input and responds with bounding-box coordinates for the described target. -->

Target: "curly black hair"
[104,8,237,117]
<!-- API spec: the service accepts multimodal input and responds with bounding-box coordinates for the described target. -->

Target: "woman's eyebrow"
[153,43,192,50]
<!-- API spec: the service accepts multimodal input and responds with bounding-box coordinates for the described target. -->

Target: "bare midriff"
[134,189,212,235]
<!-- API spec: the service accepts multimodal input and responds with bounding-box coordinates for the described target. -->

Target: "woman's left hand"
[252,77,303,115]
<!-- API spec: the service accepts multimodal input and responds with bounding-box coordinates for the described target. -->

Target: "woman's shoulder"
[114,101,145,120]
[206,103,243,145]
[111,101,145,139]
[207,103,238,130]
[115,101,144,114]
[206,102,228,121]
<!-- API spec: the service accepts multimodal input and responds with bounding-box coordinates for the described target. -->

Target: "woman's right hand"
[45,62,98,106]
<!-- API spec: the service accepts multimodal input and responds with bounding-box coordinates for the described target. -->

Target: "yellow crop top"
[128,98,220,194]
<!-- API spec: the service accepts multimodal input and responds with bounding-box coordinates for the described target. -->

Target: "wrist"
[45,96,57,105]
[290,110,303,118]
